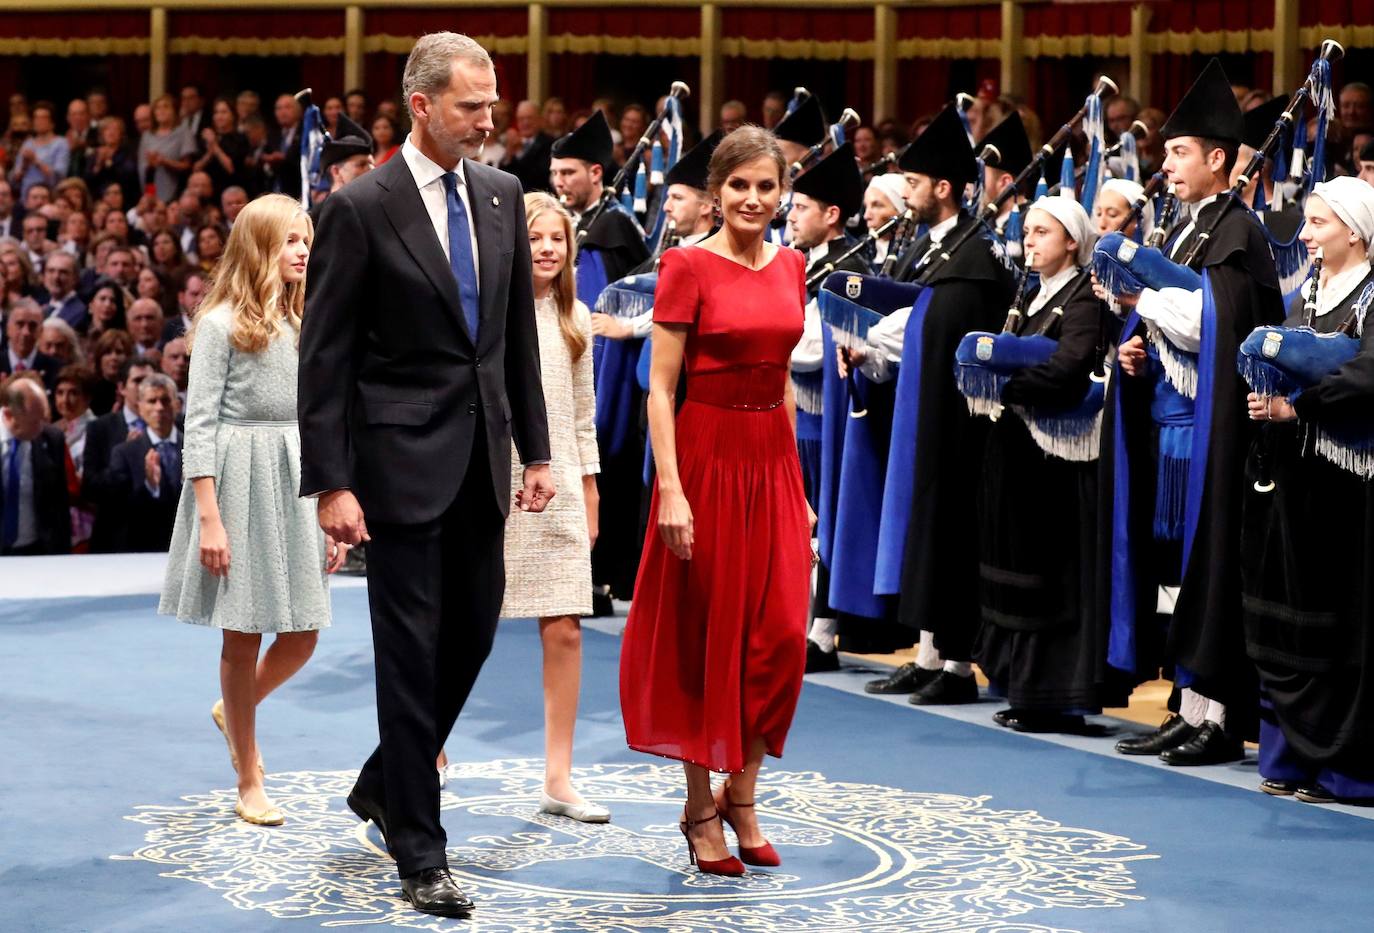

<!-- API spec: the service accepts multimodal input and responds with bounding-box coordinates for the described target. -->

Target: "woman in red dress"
[619,127,814,876]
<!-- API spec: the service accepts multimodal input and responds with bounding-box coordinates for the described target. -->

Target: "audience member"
[159,336,188,403]
[0,373,71,555]
[104,372,181,551]
[372,114,401,165]
[38,318,82,366]
[53,363,97,550]
[0,179,16,238]
[344,88,367,124]
[503,100,555,192]
[192,99,249,197]
[8,102,69,200]
[82,353,153,548]
[719,100,747,134]
[40,252,86,331]
[126,298,165,356]
[194,225,226,272]
[161,270,204,344]
[84,279,129,348]
[85,116,140,207]
[2,299,60,386]
[140,94,195,203]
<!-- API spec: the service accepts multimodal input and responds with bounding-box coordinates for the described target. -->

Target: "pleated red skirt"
[619,367,811,773]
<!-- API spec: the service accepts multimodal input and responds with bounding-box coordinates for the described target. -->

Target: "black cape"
[975,271,1126,710]
[804,235,869,302]
[1242,268,1374,770]
[891,212,1016,658]
[1166,198,1284,713]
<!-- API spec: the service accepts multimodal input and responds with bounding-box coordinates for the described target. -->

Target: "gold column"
[1273,0,1301,97]
[149,7,167,102]
[700,3,723,133]
[344,5,363,93]
[527,3,548,104]
[1129,2,1152,105]
[873,2,897,124]
[999,1,1026,99]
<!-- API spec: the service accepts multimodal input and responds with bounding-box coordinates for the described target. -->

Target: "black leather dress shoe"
[346,789,390,847]
[805,640,841,673]
[864,662,939,695]
[909,671,979,705]
[1295,783,1337,804]
[400,867,474,917]
[992,708,1023,728]
[1115,713,1196,756]
[1159,721,1245,766]
[1009,712,1088,734]
[1260,779,1298,796]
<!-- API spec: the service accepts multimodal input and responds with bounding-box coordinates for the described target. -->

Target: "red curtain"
[1300,0,1374,27]
[366,8,523,38]
[722,7,873,44]
[1024,2,1132,38]
[0,11,147,39]
[549,6,699,38]
[168,11,343,39]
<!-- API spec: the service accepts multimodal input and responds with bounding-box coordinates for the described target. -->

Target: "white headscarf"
[1027,194,1097,267]
[867,174,907,216]
[1100,177,1154,241]
[1313,176,1374,260]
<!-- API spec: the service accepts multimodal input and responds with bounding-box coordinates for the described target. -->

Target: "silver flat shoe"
[539,792,611,823]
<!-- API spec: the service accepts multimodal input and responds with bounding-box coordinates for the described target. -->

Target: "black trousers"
[354,431,505,877]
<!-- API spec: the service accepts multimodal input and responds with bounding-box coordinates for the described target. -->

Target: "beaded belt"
[685,366,786,411]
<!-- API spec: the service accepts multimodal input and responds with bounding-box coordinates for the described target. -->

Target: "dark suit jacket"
[503,133,554,193]
[298,151,551,525]
[0,351,61,390]
[268,124,303,201]
[0,425,71,555]
[104,431,182,552]
[83,409,140,552]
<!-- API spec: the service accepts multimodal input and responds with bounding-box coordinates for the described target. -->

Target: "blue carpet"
[4,588,1374,932]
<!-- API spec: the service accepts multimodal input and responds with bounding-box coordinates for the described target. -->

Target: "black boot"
[1115,713,1196,756]
[864,662,939,695]
[805,639,840,673]
[909,671,979,705]
[1159,721,1245,766]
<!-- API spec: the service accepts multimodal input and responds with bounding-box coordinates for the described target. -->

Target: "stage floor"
[4,555,1374,932]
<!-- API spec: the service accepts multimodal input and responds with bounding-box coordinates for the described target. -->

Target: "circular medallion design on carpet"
[115,758,1156,931]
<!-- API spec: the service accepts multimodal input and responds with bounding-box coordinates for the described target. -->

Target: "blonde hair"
[523,191,587,361]
[190,194,311,354]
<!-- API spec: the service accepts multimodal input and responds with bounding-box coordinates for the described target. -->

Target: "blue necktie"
[157,440,181,491]
[3,439,19,549]
[441,172,480,341]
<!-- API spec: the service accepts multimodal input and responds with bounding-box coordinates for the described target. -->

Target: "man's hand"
[1118,335,1148,377]
[144,448,161,487]
[517,463,556,513]
[318,489,370,546]
[836,345,866,379]
[590,312,632,341]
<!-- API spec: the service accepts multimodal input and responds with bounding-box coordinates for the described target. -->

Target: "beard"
[429,116,486,164]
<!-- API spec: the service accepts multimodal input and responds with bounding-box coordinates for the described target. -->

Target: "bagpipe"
[576,81,691,248]
[1237,251,1374,481]
[922,75,1119,280]
[817,271,924,418]
[294,88,328,209]
[952,253,1106,462]
[789,107,861,180]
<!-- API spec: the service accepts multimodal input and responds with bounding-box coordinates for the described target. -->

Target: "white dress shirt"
[1135,194,1222,352]
[859,213,961,382]
[401,137,481,296]
[1026,265,1079,319]
[1312,261,1373,319]
[7,347,37,372]
[0,427,36,549]
[143,424,179,497]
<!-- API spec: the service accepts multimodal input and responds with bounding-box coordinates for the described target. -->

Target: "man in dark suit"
[1,299,62,390]
[0,374,71,555]
[160,271,207,346]
[500,99,554,192]
[298,32,553,919]
[83,355,155,552]
[105,373,181,552]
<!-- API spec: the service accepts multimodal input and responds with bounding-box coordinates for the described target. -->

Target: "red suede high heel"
[715,783,781,867]
[679,809,746,876]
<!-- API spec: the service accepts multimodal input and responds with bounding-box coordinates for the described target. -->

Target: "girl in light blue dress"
[160,194,346,826]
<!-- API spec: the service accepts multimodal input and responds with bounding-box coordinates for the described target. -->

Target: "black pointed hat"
[552,109,613,166]
[663,130,723,192]
[792,141,864,218]
[772,94,828,147]
[977,110,1032,179]
[1161,58,1244,144]
[319,114,372,172]
[898,104,976,190]
[1241,95,1287,150]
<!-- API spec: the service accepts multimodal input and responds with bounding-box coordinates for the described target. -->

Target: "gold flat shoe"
[235,799,285,826]
[211,699,265,776]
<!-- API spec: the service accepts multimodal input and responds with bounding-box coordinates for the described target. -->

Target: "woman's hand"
[324,534,348,574]
[1118,335,1148,377]
[583,475,600,550]
[199,515,231,577]
[1248,392,1297,423]
[657,488,694,561]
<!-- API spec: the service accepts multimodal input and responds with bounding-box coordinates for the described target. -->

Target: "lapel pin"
[492,195,500,206]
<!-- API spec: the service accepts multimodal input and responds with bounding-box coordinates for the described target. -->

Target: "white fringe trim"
[1314,430,1374,480]
[1017,406,1104,462]
[1150,328,1198,400]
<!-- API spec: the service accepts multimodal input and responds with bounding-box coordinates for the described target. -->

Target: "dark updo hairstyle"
[705,125,787,196]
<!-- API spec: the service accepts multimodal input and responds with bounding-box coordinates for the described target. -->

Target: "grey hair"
[40,317,83,362]
[2,372,47,415]
[7,296,42,318]
[139,372,178,400]
[403,32,493,120]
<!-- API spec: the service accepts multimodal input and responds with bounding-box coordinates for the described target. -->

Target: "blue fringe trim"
[1155,447,1191,543]
[793,369,824,416]
[594,274,657,318]
[954,364,1009,419]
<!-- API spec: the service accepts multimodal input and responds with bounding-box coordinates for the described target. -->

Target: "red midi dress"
[619,244,812,774]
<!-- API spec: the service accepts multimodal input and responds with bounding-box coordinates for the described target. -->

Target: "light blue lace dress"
[159,304,330,632]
